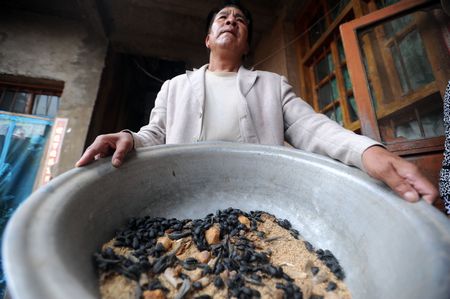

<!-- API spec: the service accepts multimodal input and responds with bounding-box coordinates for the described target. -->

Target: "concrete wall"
[0,8,107,177]
[252,15,300,96]
[253,18,288,77]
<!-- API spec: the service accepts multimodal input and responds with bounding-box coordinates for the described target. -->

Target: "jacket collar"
[237,65,258,97]
[186,64,258,101]
[186,64,208,105]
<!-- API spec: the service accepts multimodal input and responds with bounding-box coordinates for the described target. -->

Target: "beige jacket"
[130,65,379,170]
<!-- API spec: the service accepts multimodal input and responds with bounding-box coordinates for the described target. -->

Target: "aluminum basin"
[3,143,450,299]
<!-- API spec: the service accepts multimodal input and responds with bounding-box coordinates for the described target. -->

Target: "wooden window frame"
[0,75,63,119]
[340,0,445,155]
[296,0,364,130]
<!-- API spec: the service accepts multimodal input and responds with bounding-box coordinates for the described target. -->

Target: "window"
[0,88,60,118]
[297,0,359,130]
[0,77,63,119]
[341,0,449,154]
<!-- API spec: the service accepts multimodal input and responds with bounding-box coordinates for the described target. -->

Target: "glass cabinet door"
[341,0,449,154]
[358,5,447,144]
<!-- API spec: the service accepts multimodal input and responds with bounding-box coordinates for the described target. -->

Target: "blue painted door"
[0,113,53,296]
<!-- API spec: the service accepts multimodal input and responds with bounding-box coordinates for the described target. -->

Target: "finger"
[397,167,438,204]
[96,152,110,159]
[110,137,132,168]
[75,147,100,167]
[379,163,420,202]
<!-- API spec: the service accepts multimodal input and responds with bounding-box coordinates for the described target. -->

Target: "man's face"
[205,6,249,57]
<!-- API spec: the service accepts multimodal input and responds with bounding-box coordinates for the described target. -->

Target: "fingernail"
[404,191,418,202]
[112,159,121,167]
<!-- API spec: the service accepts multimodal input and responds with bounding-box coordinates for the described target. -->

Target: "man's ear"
[205,34,211,49]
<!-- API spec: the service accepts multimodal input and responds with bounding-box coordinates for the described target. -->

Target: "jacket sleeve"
[130,80,170,148]
[280,76,381,170]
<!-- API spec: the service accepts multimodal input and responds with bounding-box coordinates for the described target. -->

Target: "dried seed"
[163,268,182,288]
[304,241,314,252]
[238,215,251,228]
[142,289,166,299]
[195,250,211,264]
[132,237,140,249]
[168,231,191,240]
[197,276,210,287]
[326,281,337,291]
[192,281,202,290]
[175,239,191,256]
[156,236,172,251]
[139,273,149,286]
[312,270,328,284]
[174,279,191,299]
[214,276,224,288]
[241,286,252,295]
[205,226,221,245]
[173,265,183,277]
[182,257,198,271]
[278,219,292,229]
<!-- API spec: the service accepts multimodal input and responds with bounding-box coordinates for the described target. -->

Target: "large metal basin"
[3,143,450,299]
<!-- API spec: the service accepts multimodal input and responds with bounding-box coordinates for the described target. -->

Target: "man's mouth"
[220,30,237,36]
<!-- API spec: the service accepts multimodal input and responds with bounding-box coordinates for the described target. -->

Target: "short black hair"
[205,0,253,46]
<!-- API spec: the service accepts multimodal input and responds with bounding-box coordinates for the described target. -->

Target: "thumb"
[376,162,421,202]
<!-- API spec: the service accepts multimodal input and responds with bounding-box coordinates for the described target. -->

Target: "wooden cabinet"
[294,0,448,210]
[340,0,449,210]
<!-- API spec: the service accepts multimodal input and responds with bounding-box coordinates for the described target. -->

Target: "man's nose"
[225,16,237,26]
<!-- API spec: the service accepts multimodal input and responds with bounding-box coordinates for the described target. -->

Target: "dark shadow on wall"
[85,46,186,149]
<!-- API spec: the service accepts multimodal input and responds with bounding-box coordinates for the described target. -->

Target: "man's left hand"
[362,146,438,204]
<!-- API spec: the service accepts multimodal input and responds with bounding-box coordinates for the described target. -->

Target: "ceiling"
[2,0,304,66]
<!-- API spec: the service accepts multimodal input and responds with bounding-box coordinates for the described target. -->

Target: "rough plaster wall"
[0,9,107,176]
[252,16,301,97]
[253,18,288,77]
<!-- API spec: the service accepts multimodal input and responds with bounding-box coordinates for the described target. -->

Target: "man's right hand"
[75,132,134,168]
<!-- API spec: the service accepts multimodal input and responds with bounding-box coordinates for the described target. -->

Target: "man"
[76,0,438,204]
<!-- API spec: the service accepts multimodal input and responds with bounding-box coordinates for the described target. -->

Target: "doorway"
[85,48,186,147]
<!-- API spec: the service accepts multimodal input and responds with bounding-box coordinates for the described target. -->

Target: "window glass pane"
[378,93,444,141]
[389,30,435,94]
[398,30,434,91]
[343,67,352,91]
[33,95,48,116]
[318,83,333,109]
[384,15,412,38]
[309,9,326,46]
[390,44,409,93]
[357,6,447,143]
[325,109,335,121]
[32,95,59,118]
[12,92,29,114]
[335,105,343,125]
[331,78,339,100]
[325,105,343,125]
[0,91,15,111]
[347,95,358,122]
[315,53,334,82]
[47,96,59,118]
